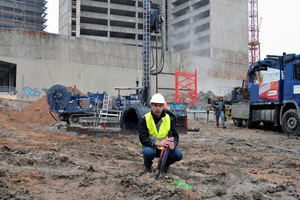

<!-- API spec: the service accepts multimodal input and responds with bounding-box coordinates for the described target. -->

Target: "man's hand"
[168,141,175,150]
[154,138,175,150]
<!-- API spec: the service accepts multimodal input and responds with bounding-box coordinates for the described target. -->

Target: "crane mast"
[142,0,151,105]
[248,0,260,65]
[142,0,164,105]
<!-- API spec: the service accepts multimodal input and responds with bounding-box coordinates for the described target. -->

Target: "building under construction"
[60,0,242,58]
[0,0,47,31]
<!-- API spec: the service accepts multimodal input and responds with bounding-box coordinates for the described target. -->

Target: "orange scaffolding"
[175,69,197,107]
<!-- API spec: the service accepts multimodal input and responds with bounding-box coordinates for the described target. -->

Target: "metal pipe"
[156,33,158,93]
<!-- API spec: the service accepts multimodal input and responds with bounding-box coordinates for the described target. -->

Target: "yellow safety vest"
[141,112,171,150]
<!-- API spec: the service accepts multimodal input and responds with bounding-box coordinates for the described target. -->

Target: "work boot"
[144,165,152,173]
[216,123,219,128]
[164,165,170,173]
[222,122,226,129]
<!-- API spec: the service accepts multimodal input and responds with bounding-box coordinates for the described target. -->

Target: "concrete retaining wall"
[187,110,215,121]
[0,28,248,102]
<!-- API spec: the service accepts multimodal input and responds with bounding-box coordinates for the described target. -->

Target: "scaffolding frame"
[0,0,47,31]
[175,69,198,107]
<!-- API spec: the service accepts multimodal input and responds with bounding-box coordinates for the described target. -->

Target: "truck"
[231,53,300,136]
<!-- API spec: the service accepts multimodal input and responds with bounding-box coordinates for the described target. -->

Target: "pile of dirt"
[65,86,86,96]
[197,90,217,110]
[9,95,54,125]
[165,90,232,110]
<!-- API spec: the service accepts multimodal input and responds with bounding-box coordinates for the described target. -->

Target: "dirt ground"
[0,97,300,200]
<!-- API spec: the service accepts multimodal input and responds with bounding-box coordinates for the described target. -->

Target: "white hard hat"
[150,93,166,104]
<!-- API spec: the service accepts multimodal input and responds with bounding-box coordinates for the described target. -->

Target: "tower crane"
[248,0,260,65]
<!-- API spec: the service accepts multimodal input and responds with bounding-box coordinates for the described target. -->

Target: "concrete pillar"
[76,0,81,37]
[107,0,110,40]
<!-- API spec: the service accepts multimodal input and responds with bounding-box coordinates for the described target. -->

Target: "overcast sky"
[45,0,300,60]
[45,0,59,34]
[259,0,300,58]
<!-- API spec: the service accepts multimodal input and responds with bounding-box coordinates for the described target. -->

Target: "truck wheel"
[282,109,300,136]
[70,114,80,125]
[233,118,242,127]
[246,119,254,129]
[233,118,239,126]
[241,119,247,128]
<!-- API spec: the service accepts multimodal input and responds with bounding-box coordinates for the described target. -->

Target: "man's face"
[151,103,164,118]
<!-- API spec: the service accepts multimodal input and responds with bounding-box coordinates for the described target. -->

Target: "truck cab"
[232,53,300,136]
[283,55,300,103]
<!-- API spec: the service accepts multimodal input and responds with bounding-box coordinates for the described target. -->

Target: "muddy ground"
[0,97,300,200]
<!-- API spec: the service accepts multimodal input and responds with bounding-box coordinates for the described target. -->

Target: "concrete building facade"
[59,0,248,57]
[0,28,201,102]
[0,0,47,31]
[60,0,157,46]
[58,0,249,94]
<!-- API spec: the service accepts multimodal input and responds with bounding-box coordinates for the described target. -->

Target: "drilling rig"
[120,0,180,131]
[46,0,171,130]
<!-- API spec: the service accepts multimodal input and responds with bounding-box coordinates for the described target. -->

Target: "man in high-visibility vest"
[138,93,183,173]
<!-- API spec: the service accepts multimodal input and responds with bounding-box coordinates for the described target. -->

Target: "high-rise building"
[60,0,159,46]
[0,0,47,31]
[167,0,210,56]
[59,0,247,59]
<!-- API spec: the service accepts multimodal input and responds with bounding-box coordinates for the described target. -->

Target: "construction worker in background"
[138,93,183,173]
[214,94,226,128]
[164,102,168,109]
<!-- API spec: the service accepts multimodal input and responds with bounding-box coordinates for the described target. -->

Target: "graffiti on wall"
[24,87,41,97]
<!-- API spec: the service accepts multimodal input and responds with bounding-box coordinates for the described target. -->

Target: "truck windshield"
[257,67,280,84]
